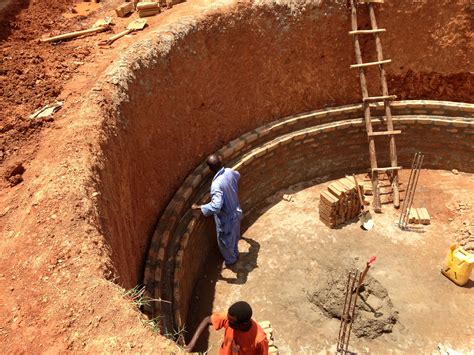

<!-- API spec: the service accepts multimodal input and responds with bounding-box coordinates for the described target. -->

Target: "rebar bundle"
[336,269,360,354]
[398,152,424,230]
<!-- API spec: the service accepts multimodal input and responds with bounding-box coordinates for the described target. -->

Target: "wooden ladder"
[349,0,401,213]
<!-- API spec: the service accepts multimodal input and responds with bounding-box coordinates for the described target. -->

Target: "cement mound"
[307,269,398,339]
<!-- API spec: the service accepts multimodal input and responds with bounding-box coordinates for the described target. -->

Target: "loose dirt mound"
[307,269,398,339]
[0,0,94,182]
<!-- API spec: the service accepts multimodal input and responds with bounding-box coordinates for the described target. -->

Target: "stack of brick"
[137,2,161,17]
[408,207,430,225]
[258,321,278,354]
[319,177,365,228]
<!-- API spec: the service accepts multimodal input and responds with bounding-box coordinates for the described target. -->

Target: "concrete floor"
[186,170,474,354]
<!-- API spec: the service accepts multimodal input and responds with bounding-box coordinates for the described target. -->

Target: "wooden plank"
[350,59,391,69]
[338,178,356,192]
[368,130,401,137]
[334,181,350,193]
[408,208,419,224]
[328,183,345,199]
[349,28,386,35]
[363,95,397,103]
[372,166,402,172]
[342,176,357,189]
[319,203,337,217]
[418,207,431,225]
[320,191,339,205]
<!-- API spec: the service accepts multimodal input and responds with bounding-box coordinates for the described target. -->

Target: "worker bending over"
[185,301,269,354]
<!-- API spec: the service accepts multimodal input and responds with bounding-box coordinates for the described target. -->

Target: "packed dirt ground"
[188,170,474,353]
[0,0,473,353]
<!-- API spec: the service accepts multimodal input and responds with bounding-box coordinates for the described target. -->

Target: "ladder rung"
[349,29,386,35]
[350,59,391,69]
[363,95,397,103]
[368,130,402,137]
[372,166,402,172]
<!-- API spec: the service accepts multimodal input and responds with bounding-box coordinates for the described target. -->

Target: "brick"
[413,109,428,114]
[137,2,160,10]
[241,132,259,144]
[181,186,193,201]
[452,121,470,128]
[433,120,451,126]
[115,2,134,17]
[336,121,352,130]
[431,110,446,115]
[219,146,235,159]
[138,8,160,17]
[321,124,337,132]
[417,119,432,125]
[255,125,271,136]
[229,139,245,152]
[447,128,458,133]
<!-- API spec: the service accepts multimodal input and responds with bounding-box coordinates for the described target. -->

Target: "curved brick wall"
[143,100,474,332]
[94,0,473,290]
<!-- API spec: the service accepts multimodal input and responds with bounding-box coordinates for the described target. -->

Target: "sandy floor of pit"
[187,169,474,354]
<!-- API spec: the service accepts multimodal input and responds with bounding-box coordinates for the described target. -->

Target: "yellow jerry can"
[441,244,474,286]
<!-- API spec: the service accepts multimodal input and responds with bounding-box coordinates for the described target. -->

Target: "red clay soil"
[0,0,472,352]
[0,0,95,187]
[0,1,176,352]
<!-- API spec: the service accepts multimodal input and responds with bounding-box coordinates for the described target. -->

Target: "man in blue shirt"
[192,154,243,267]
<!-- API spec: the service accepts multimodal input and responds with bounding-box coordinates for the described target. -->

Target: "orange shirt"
[211,313,269,355]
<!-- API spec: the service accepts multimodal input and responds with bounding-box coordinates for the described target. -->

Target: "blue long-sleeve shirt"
[201,167,242,233]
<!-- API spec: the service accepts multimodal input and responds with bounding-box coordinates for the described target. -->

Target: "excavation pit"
[2,0,473,351]
[185,171,474,353]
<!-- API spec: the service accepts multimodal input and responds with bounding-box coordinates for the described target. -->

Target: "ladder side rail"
[368,3,400,208]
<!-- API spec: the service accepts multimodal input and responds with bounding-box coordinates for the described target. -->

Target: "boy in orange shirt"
[185,301,269,354]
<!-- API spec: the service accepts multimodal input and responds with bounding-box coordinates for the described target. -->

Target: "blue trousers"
[217,217,241,266]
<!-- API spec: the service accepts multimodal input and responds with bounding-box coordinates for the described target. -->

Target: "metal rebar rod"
[337,270,358,353]
[402,152,423,228]
[398,153,417,228]
[404,153,424,228]
[402,152,421,228]
[402,153,420,228]
[337,272,353,352]
[344,270,360,353]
